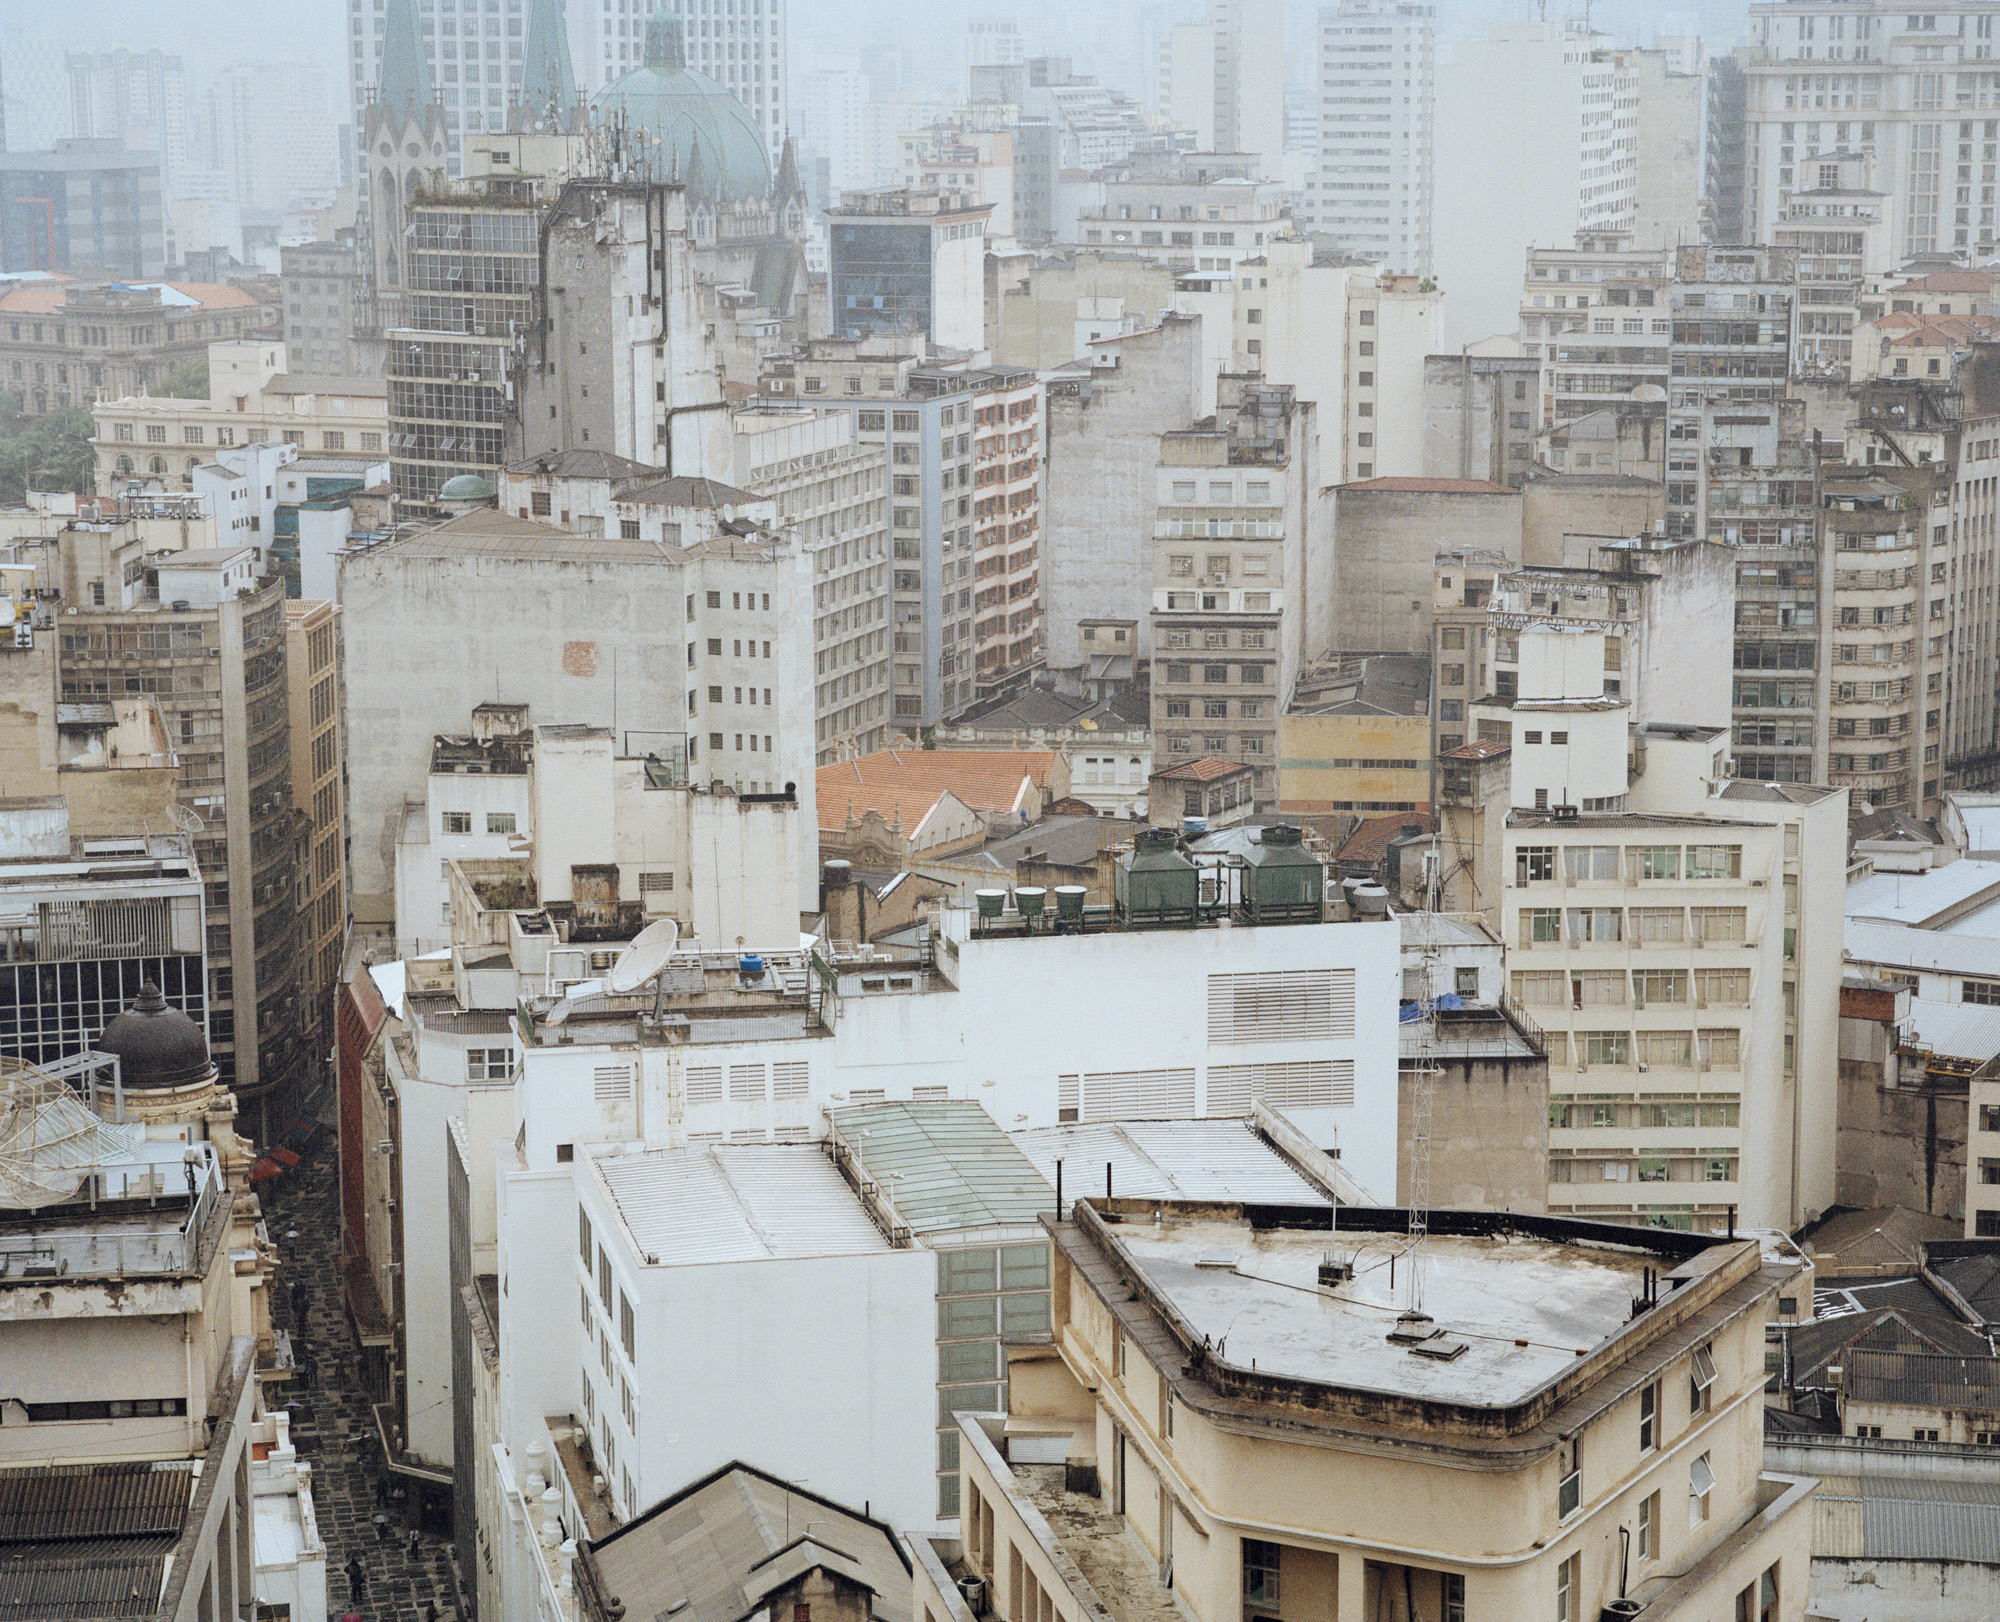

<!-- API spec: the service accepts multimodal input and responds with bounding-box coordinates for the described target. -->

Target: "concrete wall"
[1808,1559,2000,1622]
[1397,1052,1549,1213]
[1835,1051,1967,1221]
[1520,478,1662,567]
[990,252,1181,371]
[1276,712,1430,815]
[1043,316,1204,674]
[1330,487,1522,655]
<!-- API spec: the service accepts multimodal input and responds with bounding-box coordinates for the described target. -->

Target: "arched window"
[115,455,134,475]
[148,455,166,474]
[185,457,201,473]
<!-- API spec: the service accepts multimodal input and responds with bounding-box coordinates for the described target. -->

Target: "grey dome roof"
[438,473,496,501]
[589,9,771,205]
[98,983,214,1090]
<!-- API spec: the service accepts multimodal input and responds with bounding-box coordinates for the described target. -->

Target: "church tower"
[362,0,449,296]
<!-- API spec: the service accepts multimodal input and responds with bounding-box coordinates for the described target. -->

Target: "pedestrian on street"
[374,1475,388,1508]
[407,1526,422,1558]
[344,1553,366,1605]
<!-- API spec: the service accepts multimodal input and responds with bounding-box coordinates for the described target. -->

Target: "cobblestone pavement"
[260,1148,464,1622]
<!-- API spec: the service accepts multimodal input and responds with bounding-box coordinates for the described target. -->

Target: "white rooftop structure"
[593,1144,893,1266]
[1010,1120,1331,1207]
[1112,1212,1654,1407]
[1845,921,2000,979]
[1847,860,2000,930]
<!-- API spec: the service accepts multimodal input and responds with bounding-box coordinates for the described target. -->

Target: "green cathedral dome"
[589,9,772,205]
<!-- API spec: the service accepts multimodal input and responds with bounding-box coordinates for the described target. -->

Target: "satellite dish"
[542,979,606,1026]
[170,803,205,835]
[1630,384,1667,403]
[605,917,681,994]
[0,1058,137,1210]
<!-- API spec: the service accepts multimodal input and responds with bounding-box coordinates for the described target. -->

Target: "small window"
[486,812,516,835]
[1691,1343,1717,1412]
[1688,1452,1714,1525]
[442,811,471,834]
[1557,1435,1581,1518]
[1640,1379,1659,1451]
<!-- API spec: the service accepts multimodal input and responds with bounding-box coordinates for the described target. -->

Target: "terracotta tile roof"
[1337,476,1516,495]
[816,748,1057,830]
[0,280,263,314]
[1336,811,1432,864]
[1442,739,1509,759]
[0,285,69,313]
[1151,757,1250,783]
[1895,270,2000,293]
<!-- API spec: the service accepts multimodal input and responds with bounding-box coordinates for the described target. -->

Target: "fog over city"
[5,1,2000,1620]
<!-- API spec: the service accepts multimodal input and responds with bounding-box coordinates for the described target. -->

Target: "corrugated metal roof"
[1847,860,2000,927]
[1859,1478,2000,1560]
[596,1145,890,1266]
[1900,998,2000,1063]
[1011,1120,1329,1206]
[586,1463,910,1622]
[1845,1348,2000,1410]
[1846,920,2000,978]
[0,1537,177,1619]
[0,1462,191,1544]
[828,1101,1053,1234]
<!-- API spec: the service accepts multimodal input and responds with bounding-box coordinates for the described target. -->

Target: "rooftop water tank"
[1115,827,1200,930]
[1238,824,1325,925]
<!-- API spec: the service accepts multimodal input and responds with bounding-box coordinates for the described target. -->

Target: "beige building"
[1484,626,1847,1233]
[92,339,387,492]
[989,250,1184,371]
[1975,1057,2000,1237]
[285,599,344,1072]
[928,1196,1814,1622]
[1277,653,1430,819]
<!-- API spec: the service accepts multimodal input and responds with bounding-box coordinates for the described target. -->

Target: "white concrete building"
[1487,625,1847,1232]
[1305,0,1435,274]
[341,500,819,928]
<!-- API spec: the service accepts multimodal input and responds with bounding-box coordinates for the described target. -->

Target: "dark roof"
[1785,1304,1992,1389]
[1290,652,1431,717]
[96,982,212,1090]
[1925,1243,2000,1327]
[503,448,659,482]
[1852,807,1942,845]
[1336,812,1431,865]
[581,1462,911,1622]
[1845,1347,2000,1410]
[0,1461,193,1620]
[982,813,1132,870]
[615,474,762,508]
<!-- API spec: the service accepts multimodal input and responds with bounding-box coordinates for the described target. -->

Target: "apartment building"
[1149,381,1320,803]
[285,599,344,1068]
[1484,625,1845,1232]
[759,339,1044,724]
[936,1199,1813,1622]
[1741,0,2000,266]
[1304,0,1435,272]
[40,525,305,1127]
[1520,234,1676,435]
[726,408,893,761]
[826,188,992,351]
[280,233,367,377]
[1973,1057,2000,1234]
[1771,149,1891,379]
[1075,165,1288,279]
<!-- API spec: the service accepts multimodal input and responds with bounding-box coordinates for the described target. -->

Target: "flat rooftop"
[1013,1463,1180,1622]
[592,1144,892,1267]
[1108,1210,1660,1408]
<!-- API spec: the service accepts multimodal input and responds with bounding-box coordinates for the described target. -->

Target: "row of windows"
[1516,844,1744,884]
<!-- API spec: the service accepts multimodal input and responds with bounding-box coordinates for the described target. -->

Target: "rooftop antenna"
[1404,850,1445,1316]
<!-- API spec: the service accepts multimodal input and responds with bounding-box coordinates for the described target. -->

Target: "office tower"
[1305,0,1435,276]
[1211,0,1286,176]
[0,142,164,279]
[64,48,188,192]
[1740,0,2000,266]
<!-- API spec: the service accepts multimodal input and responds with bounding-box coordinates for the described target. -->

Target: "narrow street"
[259,1147,465,1622]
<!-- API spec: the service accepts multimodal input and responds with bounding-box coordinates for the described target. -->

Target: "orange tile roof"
[817,748,1057,831]
[0,285,69,314]
[1894,270,2000,293]
[0,280,262,315]
[1337,811,1432,864]
[1338,476,1516,494]
[1151,757,1250,783]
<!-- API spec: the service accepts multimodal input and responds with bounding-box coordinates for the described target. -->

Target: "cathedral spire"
[645,8,689,73]
[376,0,434,126]
[521,0,582,130]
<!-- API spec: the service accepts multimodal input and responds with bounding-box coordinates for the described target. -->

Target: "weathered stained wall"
[1397,1052,1549,1213]
[1329,487,1522,656]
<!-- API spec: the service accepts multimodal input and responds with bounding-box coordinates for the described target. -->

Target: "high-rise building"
[1739,0,2000,267]
[1210,0,1285,177]
[198,61,339,216]
[0,141,163,279]
[64,48,188,193]
[1519,235,1676,435]
[1148,380,1319,805]
[280,233,368,378]
[285,599,345,1077]
[52,519,305,1130]
[1486,624,1845,1233]
[1304,0,1435,275]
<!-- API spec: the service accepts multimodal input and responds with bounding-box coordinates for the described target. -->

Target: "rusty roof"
[817,748,1057,830]
[1150,757,1250,782]
[1443,739,1510,759]
[0,1460,192,1544]
[1336,811,1432,864]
